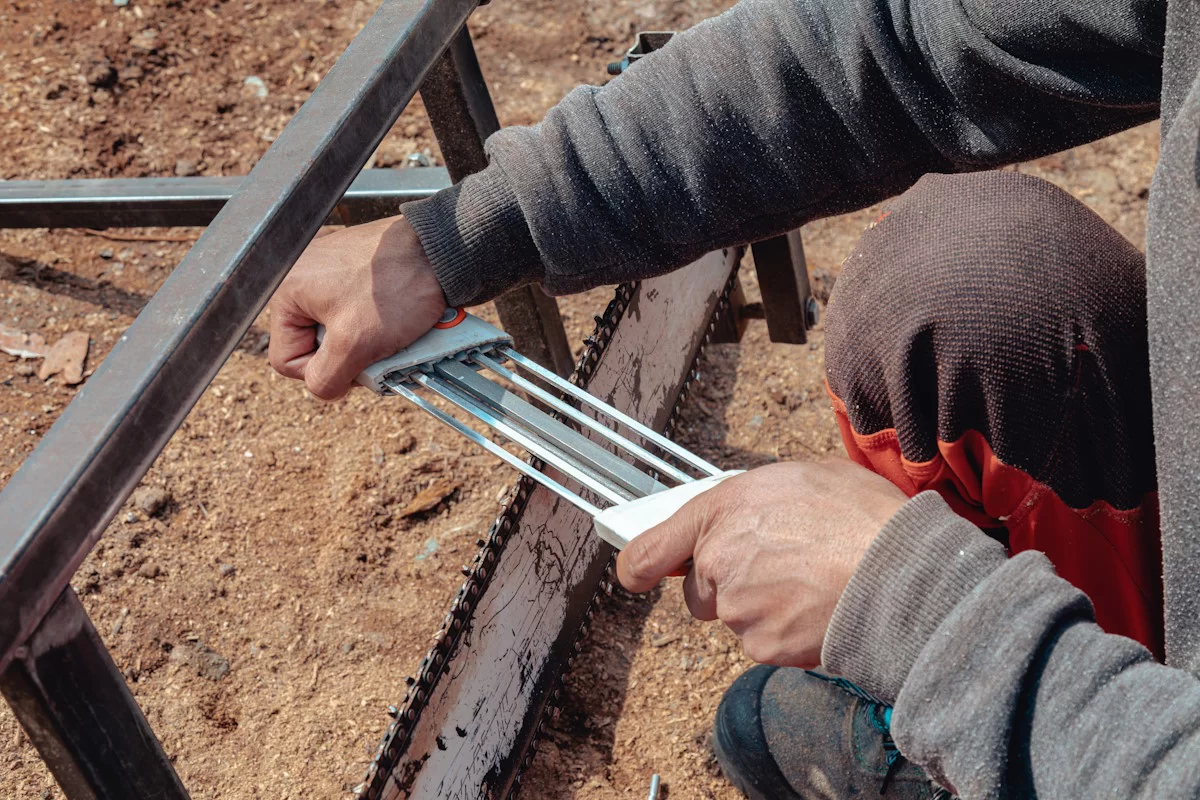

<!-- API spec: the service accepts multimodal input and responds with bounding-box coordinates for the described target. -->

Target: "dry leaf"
[0,326,48,359]
[400,478,460,517]
[38,331,90,384]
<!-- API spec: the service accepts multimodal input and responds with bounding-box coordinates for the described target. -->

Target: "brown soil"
[0,1,1158,798]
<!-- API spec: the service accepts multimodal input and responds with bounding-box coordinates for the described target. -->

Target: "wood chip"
[0,326,48,359]
[38,331,90,384]
[400,478,460,517]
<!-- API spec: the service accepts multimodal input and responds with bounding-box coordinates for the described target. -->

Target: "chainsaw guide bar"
[356,248,742,799]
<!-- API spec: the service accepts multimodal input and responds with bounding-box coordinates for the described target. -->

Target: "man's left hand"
[615,459,907,666]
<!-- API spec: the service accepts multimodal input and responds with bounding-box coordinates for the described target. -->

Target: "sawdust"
[0,0,1161,797]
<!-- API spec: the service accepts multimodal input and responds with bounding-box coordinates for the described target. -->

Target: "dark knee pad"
[825,170,1154,509]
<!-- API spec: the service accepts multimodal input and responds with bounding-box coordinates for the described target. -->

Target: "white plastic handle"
[592,470,743,550]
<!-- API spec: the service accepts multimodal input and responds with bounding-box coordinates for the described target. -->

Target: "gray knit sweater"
[402,0,1200,795]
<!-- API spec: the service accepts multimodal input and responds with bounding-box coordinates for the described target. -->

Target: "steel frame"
[0,4,817,795]
[0,1,494,795]
[0,168,453,229]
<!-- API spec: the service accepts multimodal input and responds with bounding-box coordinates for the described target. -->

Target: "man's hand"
[268,215,447,400]
[615,459,907,667]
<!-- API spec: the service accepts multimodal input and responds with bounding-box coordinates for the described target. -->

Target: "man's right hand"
[267,215,447,400]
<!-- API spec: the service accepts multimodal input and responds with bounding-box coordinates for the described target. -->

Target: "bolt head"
[804,297,822,329]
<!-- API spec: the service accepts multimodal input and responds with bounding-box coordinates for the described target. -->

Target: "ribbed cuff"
[400,167,544,307]
[821,491,1010,703]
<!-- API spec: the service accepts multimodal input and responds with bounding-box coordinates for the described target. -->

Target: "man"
[269,0,1200,796]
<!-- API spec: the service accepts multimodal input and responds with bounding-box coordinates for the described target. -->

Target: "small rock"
[99,247,114,260]
[243,75,268,98]
[133,486,171,516]
[414,537,439,562]
[342,642,354,654]
[170,642,230,681]
[173,159,197,177]
[131,29,158,51]
[218,563,236,578]
[392,433,417,454]
[38,331,90,384]
[768,387,787,406]
[0,325,49,360]
[124,511,138,524]
[113,0,129,6]
[14,362,35,377]
[111,262,125,274]
[86,58,118,88]
[137,561,160,579]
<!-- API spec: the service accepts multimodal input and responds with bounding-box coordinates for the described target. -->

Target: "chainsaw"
[355,249,742,799]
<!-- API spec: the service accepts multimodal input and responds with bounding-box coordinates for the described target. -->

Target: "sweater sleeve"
[823,491,1200,799]
[402,0,1164,306]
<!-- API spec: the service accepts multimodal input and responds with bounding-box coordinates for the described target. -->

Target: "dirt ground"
[0,0,1160,797]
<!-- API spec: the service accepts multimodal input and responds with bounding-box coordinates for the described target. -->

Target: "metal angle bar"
[0,168,453,229]
[416,372,631,506]
[0,588,188,800]
[0,0,481,673]
[435,360,662,498]
[386,380,602,517]
[420,26,575,377]
[472,352,694,485]
[750,229,814,345]
[501,346,724,477]
[419,26,499,183]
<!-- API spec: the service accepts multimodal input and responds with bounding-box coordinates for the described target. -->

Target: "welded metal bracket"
[607,31,678,75]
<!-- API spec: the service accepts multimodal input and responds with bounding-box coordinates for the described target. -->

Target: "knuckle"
[714,480,752,515]
[625,540,658,585]
[683,590,712,621]
[321,334,352,358]
[741,635,774,665]
[306,372,341,401]
[692,546,722,583]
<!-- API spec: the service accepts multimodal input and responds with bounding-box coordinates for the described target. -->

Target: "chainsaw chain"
[511,261,740,795]
[358,260,739,799]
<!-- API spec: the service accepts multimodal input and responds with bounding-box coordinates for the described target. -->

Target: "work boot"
[713,666,952,799]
